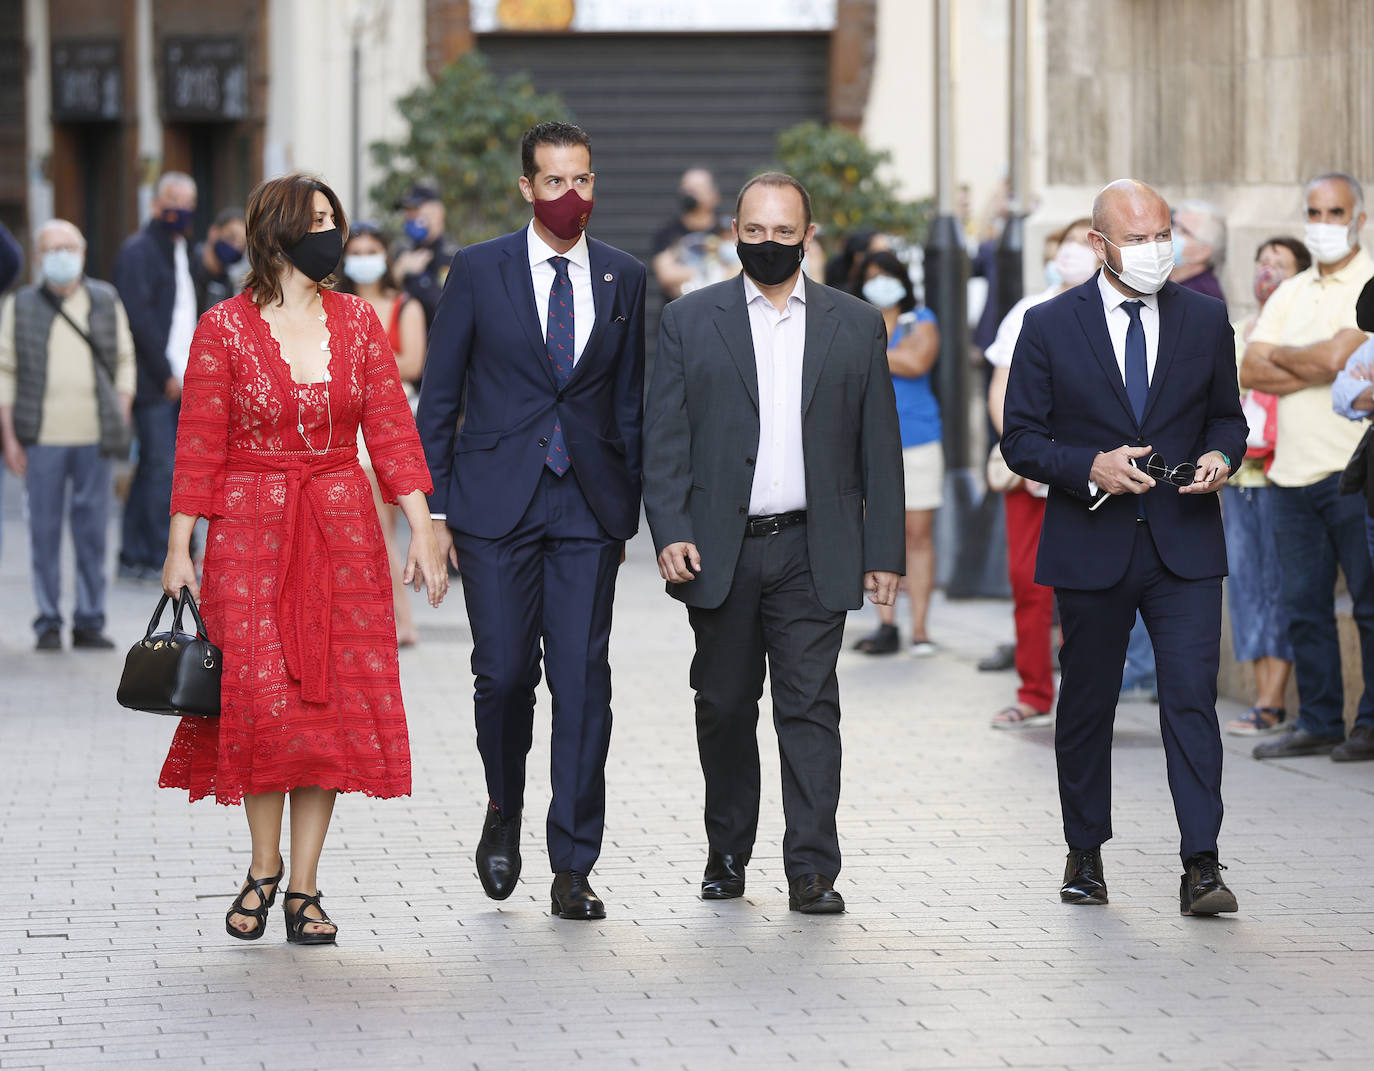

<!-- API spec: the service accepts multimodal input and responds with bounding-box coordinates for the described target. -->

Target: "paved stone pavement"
[1,488,1372,1071]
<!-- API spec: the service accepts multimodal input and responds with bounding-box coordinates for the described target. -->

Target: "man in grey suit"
[643,172,905,914]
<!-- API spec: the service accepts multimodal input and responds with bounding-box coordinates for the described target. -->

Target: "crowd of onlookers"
[0,173,450,653]
[5,162,1374,765]
[654,165,1374,764]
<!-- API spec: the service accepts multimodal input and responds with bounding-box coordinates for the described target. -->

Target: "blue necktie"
[544,256,574,475]
[1123,300,1148,423]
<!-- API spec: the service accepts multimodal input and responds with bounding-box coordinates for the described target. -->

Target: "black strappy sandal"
[225,859,284,941]
[282,890,338,945]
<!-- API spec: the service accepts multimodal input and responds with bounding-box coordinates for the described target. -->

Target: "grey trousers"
[26,444,113,634]
[686,522,848,880]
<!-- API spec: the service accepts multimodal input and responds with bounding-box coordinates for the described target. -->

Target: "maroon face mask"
[532,188,594,241]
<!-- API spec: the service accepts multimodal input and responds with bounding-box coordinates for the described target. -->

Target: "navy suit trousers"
[451,467,623,874]
[1054,522,1224,862]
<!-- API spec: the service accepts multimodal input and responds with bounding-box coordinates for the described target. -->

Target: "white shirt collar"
[1096,268,1159,314]
[742,271,807,307]
[527,224,590,270]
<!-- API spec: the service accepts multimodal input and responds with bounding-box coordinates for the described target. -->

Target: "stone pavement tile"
[4,507,1374,1069]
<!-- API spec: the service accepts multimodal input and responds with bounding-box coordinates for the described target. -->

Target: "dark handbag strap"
[172,586,210,641]
[142,587,210,641]
[143,592,174,640]
[36,284,100,356]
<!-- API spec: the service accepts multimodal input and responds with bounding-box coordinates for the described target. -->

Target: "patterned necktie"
[1122,300,1148,423]
[544,255,574,475]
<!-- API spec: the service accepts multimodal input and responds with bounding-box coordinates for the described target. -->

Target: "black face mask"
[737,239,805,287]
[284,228,343,283]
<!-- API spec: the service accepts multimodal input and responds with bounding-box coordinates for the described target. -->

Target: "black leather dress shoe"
[1179,853,1238,915]
[701,850,749,899]
[788,874,845,914]
[1060,848,1108,905]
[551,871,606,920]
[475,803,521,900]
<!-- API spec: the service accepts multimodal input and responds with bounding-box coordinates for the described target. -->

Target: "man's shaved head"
[1091,179,1170,238]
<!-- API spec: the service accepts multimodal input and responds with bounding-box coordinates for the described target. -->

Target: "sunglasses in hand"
[1090,452,1196,512]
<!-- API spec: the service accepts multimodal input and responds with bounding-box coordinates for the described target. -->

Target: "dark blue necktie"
[1123,300,1148,423]
[544,256,574,475]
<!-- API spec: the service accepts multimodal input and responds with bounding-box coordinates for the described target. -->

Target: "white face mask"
[1053,241,1099,288]
[41,249,85,288]
[1100,236,1173,295]
[343,253,388,286]
[1304,220,1356,265]
[862,274,906,310]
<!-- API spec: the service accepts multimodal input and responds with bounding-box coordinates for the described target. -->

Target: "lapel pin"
[604,273,614,282]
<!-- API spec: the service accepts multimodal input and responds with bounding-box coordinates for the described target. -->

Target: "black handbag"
[116,587,222,717]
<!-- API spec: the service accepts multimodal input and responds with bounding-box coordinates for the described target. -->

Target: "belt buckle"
[763,516,782,536]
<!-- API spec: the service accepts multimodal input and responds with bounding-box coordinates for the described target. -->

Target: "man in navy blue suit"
[1001,180,1248,916]
[416,122,646,920]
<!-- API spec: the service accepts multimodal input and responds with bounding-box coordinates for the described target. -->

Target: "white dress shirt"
[1087,271,1162,496]
[166,235,197,381]
[528,225,594,363]
[1096,268,1160,385]
[744,273,808,515]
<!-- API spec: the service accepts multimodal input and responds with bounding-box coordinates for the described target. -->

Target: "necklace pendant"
[319,339,329,351]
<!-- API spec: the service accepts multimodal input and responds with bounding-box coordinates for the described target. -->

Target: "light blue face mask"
[862,274,907,310]
[344,253,388,286]
[1043,260,1063,289]
[42,249,84,288]
[1172,233,1190,266]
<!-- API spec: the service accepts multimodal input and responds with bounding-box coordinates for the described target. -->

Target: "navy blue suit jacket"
[1000,274,1247,591]
[114,221,180,404]
[416,226,647,541]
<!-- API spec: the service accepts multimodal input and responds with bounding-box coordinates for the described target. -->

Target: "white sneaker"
[910,640,937,657]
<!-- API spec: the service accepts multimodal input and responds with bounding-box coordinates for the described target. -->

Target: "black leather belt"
[744,510,807,537]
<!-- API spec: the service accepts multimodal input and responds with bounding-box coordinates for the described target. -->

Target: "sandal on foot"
[1226,705,1286,736]
[225,858,284,941]
[853,624,899,654]
[283,890,338,945]
[990,705,1052,730]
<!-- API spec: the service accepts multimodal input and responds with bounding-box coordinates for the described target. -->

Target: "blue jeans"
[120,400,177,570]
[1222,485,1293,662]
[25,444,113,634]
[1270,474,1374,738]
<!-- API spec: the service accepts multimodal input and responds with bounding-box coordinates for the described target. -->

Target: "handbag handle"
[143,592,174,642]
[172,586,209,641]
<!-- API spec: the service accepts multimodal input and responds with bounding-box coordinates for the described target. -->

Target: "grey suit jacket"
[643,274,906,611]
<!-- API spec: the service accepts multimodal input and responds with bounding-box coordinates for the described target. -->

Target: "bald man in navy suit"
[1001,179,1247,916]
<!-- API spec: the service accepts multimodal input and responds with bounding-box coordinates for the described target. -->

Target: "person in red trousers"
[984,218,1096,727]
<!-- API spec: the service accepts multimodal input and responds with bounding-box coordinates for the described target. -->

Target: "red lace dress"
[158,290,433,804]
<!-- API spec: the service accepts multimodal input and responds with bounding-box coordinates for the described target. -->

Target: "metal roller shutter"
[480,32,830,326]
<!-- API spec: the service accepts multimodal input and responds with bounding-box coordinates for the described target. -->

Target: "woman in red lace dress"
[159,174,448,945]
